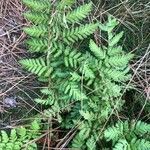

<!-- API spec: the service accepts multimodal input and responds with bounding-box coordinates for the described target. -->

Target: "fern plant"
[104,120,150,150]
[20,0,98,120]
[20,0,134,149]
[69,16,133,149]
[0,120,41,150]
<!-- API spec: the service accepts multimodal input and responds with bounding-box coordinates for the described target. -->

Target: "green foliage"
[24,12,49,24]
[19,58,53,77]
[0,120,41,150]
[25,38,48,53]
[24,25,47,37]
[63,23,98,44]
[66,2,92,23]
[22,0,50,12]
[20,0,134,149]
[104,120,150,150]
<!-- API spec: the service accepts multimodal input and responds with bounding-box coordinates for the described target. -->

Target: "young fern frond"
[134,120,150,135]
[102,67,131,82]
[113,139,129,150]
[66,2,92,24]
[109,31,124,47]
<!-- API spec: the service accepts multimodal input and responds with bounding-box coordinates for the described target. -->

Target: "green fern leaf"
[89,39,105,59]
[60,80,87,100]
[1,131,9,143]
[104,124,122,142]
[135,121,150,135]
[70,72,81,82]
[63,23,98,44]
[19,58,53,77]
[24,25,47,37]
[80,62,95,79]
[105,53,134,68]
[109,31,124,47]
[86,135,96,150]
[58,0,75,9]
[108,46,123,56]
[22,0,50,12]
[10,129,17,142]
[64,47,84,68]
[26,38,48,52]
[24,11,49,24]
[113,139,129,150]
[102,67,131,82]
[66,2,92,24]
[130,138,150,150]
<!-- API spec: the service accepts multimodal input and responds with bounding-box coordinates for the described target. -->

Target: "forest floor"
[0,0,150,148]
[0,0,41,129]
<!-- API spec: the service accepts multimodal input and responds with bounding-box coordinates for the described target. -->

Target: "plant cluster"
[13,0,150,149]
[104,120,150,150]
[0,120,41,150]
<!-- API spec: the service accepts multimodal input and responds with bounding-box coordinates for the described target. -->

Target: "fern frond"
[24,11,49,24]
[43,101,61,118]
[1,131,9,144]
[72,128,90,148]
[26,38,48,52]
[10,129,17,142]
[22,0,50,12]
[50,42,64,58]
[19,58,53,77]
[104,122,123,142]
[64,47,85,68]
[80,62,95,79]
[113,139,129,150]
[70,72,81,82]
[107,46,123,56]
[60,80,87,100]
[0,120,41,150]
[35,88,55,105]
[66,2,92,24]
[89,39,105,59]
[35,98,54,105]
[102,67,131,82]
[109,31,124,47]
[80,110,94,121]
[134,120,150,135]
[86,135,96,150]
[58,0,75,9]
[24,25,47,37]
[105,53,134,68]
[63,23,98,44]
[130,138,150,150]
